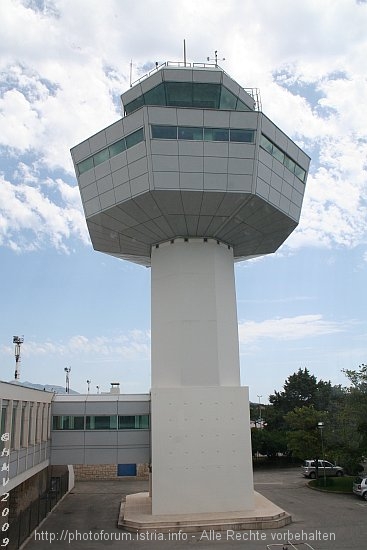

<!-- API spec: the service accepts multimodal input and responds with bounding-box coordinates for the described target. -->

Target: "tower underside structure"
[71,62,310,517]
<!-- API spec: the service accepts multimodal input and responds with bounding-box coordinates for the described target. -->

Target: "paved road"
[23,467,365,549]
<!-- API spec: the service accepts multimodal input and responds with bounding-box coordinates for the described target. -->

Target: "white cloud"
[0,330,151,361]
[0,166,89,252]
[238,314,349,344]
[0,0,367,254]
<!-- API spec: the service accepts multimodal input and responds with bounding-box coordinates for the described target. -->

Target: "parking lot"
[23,467,365,550]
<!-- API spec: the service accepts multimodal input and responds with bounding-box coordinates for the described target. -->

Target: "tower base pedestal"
[118,491,292,533]
[151,386,254,515]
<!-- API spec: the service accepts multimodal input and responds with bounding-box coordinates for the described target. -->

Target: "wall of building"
[50,394,151,466]
[0,381,53,496]
[73,463,149,481]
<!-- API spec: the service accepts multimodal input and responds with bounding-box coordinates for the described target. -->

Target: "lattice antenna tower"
[13,335,24,380]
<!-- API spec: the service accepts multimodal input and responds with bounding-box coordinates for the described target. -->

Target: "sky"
[0,0,366,402]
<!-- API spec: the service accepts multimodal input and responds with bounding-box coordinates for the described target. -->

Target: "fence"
[5,472,69,550]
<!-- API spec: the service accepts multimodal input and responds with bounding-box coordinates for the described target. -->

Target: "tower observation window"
[260,134,306,183]
[204,128,229,141]
[77,127,144,176]
[177,127,203,140]
[151,124,255,144]
[124,82,253,114]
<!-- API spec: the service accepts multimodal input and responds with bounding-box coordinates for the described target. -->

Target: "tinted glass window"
[109,139,126,157]
[144,82,166,106]
[193,83,220,108]
[236,99,251,111]
[52,416,84,430]
[272,145,285,163]
[166,82,192,107]
[204,128,229,141]
[220,87,237,110]
[284,156,296,174]
[86,415,117,429]
[118,415,150,429]
[125,95,144,114]
[294,165,306,182]
[136,414,149,429]
[230,129,254,142]
[178,127,203,140]
[119,416,136,429]
[78,157,94,175]
[93,148,110,167]
[125,128,144,148]
[151,125,177,139]
[260,135,273,154]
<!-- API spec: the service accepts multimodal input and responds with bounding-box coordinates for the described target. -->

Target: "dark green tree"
[267,368,333,432]
[285,406,327,460]
[269,367,332,412]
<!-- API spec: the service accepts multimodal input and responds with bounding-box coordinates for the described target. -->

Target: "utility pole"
[257,395,263,428]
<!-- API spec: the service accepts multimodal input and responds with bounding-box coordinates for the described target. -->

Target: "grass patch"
[309,476,354,493]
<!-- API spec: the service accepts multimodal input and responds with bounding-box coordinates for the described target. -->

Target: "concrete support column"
[150,238,253,515]
[151,238,241,388]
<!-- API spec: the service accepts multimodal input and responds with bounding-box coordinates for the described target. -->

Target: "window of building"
[93,148,110,166]
[52,416,85,430]
[193,83,221,109]
[203,128,229,142]
[151,124,254,144]
[86,415,117,430]
[272,145,285,164]
[125,128,144,148]
[118,415,150,429]
[77,157,94,175]
[51,414,150,430]
[284,156,296,173]
[77,128,145,176]
[219,86,237,110]
[229,129,255,143]
[125,95,144,114]
[124,82,252,114]
[260,134,306,183]
[166,82,193,107]
[260,134,273,154]
[109,139,126,157]
[144,82,166,106]
[151,125,177,139]
[177,126,203,140]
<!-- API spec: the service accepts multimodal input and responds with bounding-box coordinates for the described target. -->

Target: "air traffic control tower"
[71,61,310,520]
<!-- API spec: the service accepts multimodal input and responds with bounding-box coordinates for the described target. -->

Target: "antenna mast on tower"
[13,335,24,380]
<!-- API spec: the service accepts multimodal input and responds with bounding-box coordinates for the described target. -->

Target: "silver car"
[302,459,344,479]
[353,476,367,500]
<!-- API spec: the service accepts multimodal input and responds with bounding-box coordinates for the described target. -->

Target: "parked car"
[353,476,367,500]
[302,459,344,479]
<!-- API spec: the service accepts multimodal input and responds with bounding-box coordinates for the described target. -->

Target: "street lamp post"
[87,379,91,394]
[318,421,326,487]
[257,395,262,428]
